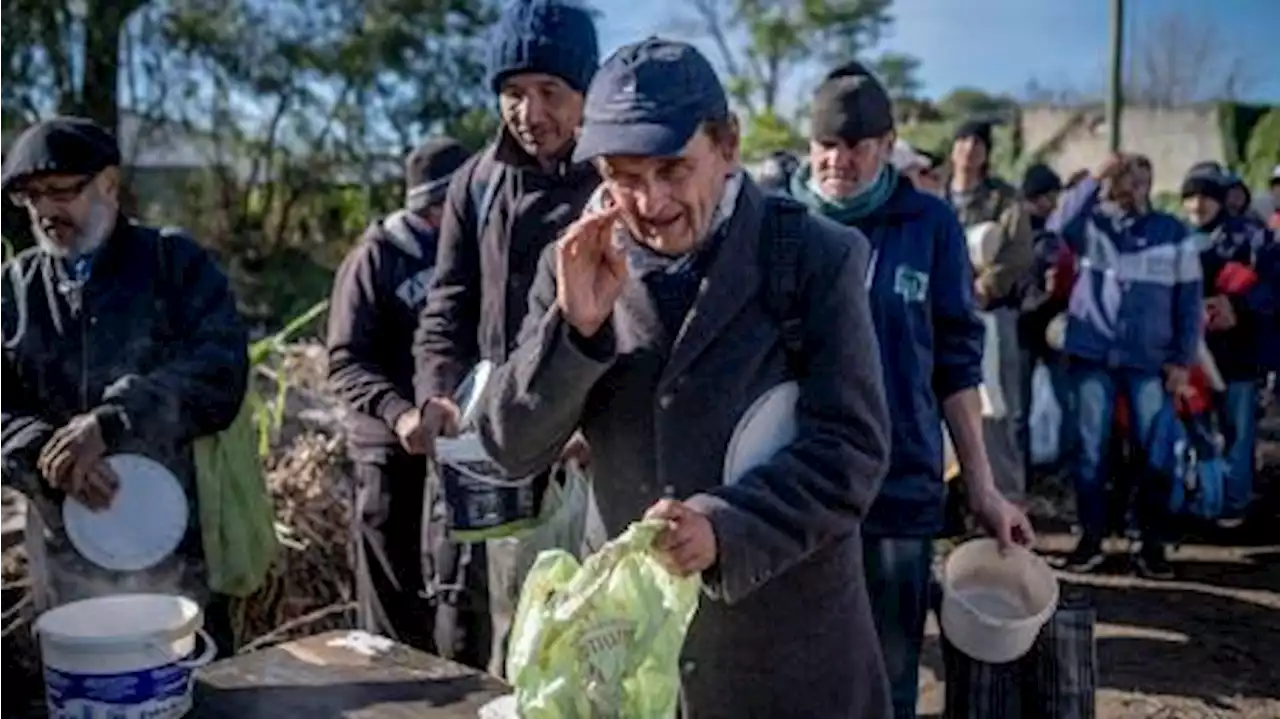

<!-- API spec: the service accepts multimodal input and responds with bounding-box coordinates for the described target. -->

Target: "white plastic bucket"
[34,593,217,718]
[436,433,546,543]
[940,539,1059,664]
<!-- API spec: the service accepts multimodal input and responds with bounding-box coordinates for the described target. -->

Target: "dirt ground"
[917,415,1280,719]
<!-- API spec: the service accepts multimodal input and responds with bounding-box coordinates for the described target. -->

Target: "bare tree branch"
[1128,12,1256,107]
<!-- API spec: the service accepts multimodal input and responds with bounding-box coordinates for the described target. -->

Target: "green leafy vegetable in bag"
[507,520,700,719]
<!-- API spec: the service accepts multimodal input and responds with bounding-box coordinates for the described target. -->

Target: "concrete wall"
[1020,105,1226,196]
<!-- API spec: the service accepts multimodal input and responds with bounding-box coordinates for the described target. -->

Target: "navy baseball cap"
[573,37,729,163]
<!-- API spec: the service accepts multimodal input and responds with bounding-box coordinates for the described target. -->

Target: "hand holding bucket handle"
[396,398,461,456]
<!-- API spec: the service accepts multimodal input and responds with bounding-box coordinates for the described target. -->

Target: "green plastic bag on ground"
[194,399,279,598]
[506,520,700,719]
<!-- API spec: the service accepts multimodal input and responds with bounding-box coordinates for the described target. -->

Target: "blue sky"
[591,0,1280,107]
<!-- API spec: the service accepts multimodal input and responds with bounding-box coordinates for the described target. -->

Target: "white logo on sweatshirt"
[395,269,433,309]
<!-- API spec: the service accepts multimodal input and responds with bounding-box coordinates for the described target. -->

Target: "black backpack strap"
[760,197,807,375]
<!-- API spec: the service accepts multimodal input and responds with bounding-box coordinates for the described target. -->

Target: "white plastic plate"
[455,360,495,430]
[62,454,188,572]
[722,382,800,485]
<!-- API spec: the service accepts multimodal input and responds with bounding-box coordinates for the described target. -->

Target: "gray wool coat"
[477,180,895,718]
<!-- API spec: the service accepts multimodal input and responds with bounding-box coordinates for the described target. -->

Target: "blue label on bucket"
[44,657,195,719]
[440,459,546,539]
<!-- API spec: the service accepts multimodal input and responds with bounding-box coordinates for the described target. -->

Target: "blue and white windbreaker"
[1048,176,1202,373]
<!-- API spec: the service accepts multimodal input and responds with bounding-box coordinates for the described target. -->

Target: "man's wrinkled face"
[9,169,120,255]
[809,133,893,199]
[596,122,739,256]
[498,73,584,163]
[1182,194,1222,228]
[951,135,987,174]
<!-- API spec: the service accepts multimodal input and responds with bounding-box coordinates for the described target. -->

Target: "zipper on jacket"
[80,305,89,412]
[63,257,92,412]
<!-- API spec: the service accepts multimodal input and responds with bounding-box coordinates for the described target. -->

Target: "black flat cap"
[810,63,894,145]
[2,116,121,192]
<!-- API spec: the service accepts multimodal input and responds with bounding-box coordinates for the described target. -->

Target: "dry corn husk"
[231,430,357,648]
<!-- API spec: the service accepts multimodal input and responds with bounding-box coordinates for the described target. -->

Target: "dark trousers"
[353,452,490,665]
[863,536,934,719]
[204,593,236,659]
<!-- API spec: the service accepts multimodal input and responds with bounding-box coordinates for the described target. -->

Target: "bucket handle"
[436,458,537,489]
[176,629,217,670]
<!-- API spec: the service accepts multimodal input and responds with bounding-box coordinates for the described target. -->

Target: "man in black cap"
[1,117,248,639]
[326,136,471,652]
[1015,163,1077,468]
[792,62,1032,719]
[478,37,894,718]
[947,118,1035,506]
[411,0,601,673]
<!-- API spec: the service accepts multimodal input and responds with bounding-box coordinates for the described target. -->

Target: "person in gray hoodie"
[327,136,470,653]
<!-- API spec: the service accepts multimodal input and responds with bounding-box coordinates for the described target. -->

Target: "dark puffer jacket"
[2,219,247,604]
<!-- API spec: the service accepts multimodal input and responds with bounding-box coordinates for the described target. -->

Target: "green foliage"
[1151,191,1182,216]
[1216,102,1272,171]
[446,107,502,152]
[1241,109,1280,190]
[248,299,330,457]
[935,87,1019,123]
[686,0,909,117]
[740,110,805,161]
[871,53,922,102]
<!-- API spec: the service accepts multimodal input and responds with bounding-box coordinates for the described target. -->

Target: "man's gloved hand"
[38,414,119,510]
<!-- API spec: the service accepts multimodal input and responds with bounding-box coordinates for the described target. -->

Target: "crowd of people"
[3,0,1278,717]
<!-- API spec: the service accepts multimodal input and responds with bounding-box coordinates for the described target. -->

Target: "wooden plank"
[190,630,510,719]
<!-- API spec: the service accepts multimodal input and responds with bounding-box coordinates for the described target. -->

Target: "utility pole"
[1107,0,1125,152]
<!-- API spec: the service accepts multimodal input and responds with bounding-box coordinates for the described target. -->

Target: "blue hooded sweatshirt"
[797,171,985,537]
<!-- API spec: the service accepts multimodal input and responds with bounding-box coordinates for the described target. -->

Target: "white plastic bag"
[979,310,1007,419]
[1029,364,1063,466]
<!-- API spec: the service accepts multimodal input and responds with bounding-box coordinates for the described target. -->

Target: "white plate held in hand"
[722,382,800,485]
[62,454,189,572]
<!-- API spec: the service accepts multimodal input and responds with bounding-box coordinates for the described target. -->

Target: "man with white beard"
[1,116,248,651]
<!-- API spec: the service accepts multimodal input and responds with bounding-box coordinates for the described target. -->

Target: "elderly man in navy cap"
[476,38,894,717]
[411,0,601,673]
[1,117,247,646]
[327,136,471,653]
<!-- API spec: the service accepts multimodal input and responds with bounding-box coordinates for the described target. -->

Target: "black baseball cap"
[573,37,729,163]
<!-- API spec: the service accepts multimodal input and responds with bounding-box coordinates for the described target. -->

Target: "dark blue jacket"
[1049,177,1202,373]
[813,175,985,537]
[2,219,248,560]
